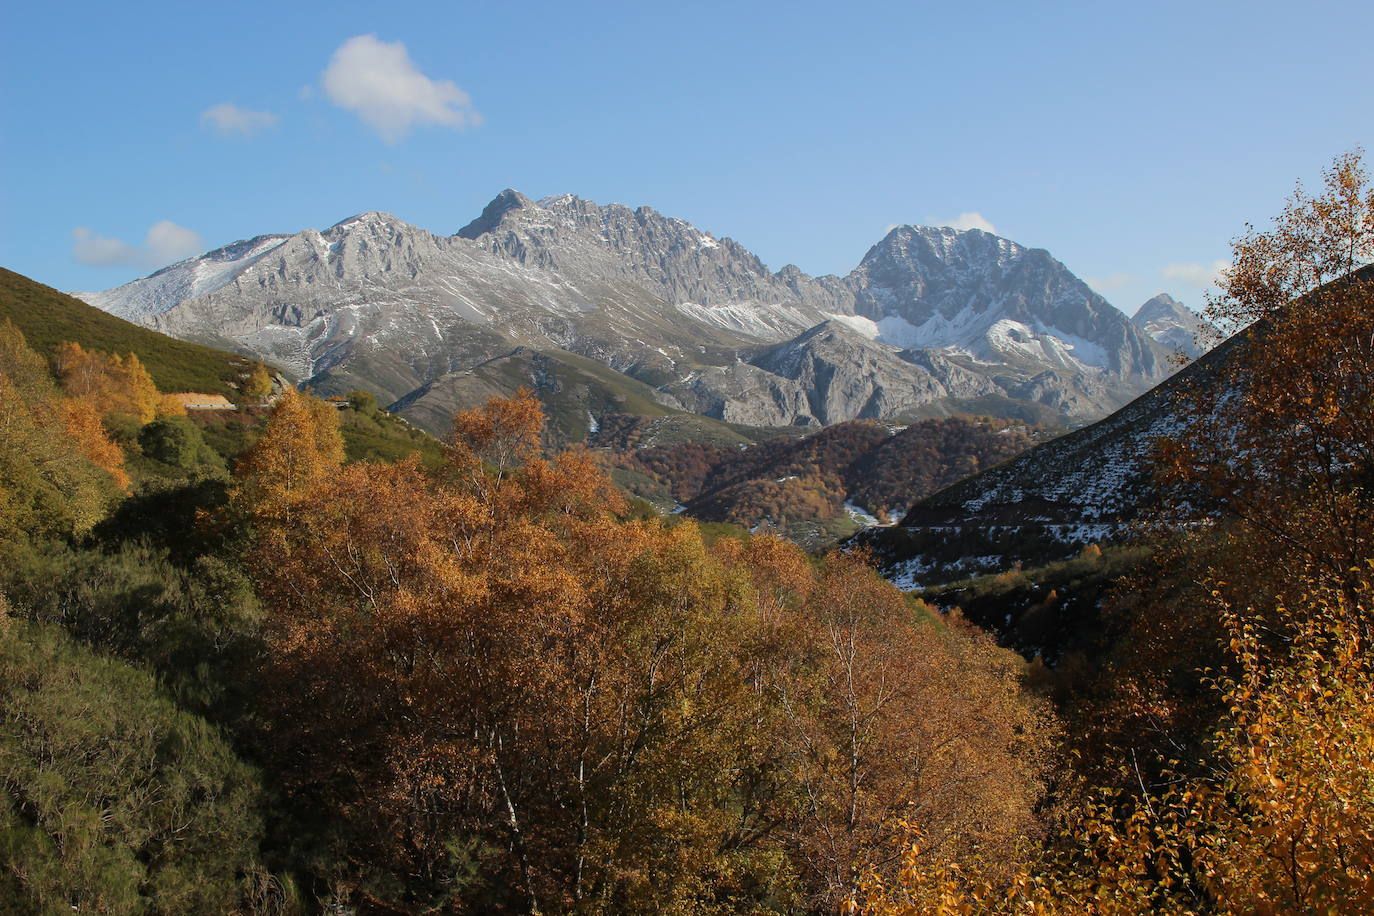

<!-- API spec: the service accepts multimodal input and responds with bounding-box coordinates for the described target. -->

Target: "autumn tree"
[1158,150,1374,606]
[0,324,123,543]
[736,550,1054,909]
[60,398,130,490]
[854,570,1374,916]
[52,341,161,425]
[243,361,273,401]
[233,388,344,524]
[246,391,1054,913]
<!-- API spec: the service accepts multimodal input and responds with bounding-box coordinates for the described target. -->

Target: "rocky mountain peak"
[457,189,536,238]
[77,191,1186,433]
[329,211,403,232]
[1135,293,1188,321]
[1133,293,1212,359]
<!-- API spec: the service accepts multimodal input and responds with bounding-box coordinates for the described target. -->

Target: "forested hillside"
[605,416,1044,546]
[0,313,1054,911]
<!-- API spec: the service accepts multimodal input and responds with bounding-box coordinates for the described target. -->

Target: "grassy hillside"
[0,267,251,397]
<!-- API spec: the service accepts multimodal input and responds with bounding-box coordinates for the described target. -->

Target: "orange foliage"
[233,388,344,525]
[59,398,129,491]
[155,392,187,418]
[241,392,1053,912]
[52,341,161,425]
[1158,150,1374,591]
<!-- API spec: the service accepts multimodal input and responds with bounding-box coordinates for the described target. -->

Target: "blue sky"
[3,0,1371,313]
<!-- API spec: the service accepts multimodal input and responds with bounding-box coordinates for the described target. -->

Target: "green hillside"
[0,267,251,397]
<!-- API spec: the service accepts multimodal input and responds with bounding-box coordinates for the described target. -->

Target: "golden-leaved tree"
[239,388,1055,913]
[243,361,274,401]
[52,341,161,426]
[233,387,344,525]
[0,322,126,543]
[1158,149,1374,599]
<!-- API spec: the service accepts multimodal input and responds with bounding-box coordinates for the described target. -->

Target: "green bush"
[0,621,266,913]
[12,541,262,717]
[139,415,224,474]
[345,389,378,415]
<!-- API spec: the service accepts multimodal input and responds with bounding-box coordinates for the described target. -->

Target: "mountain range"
[78,191,1199,436]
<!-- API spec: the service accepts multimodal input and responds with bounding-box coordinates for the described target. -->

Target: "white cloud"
[931,211,998,234]
[1086,272,1137,294]
[1162,259,1230,288]
[144,221,204,263]
[71,228,140,267]
[322,34,481,143]
[200,102,279,137]
[72,221,204,269]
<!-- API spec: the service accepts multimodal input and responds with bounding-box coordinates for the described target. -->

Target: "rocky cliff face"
[78,192,1177,434]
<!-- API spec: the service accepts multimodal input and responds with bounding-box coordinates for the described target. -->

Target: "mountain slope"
[607,416,1045,547]
[0,267,251,397]
[77,193,1177,434]
[852,331,1241,587]
[849,227,1162,379]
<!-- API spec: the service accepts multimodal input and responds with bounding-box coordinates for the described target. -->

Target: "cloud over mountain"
[932,211,997,234]
[321,34,481,143]
[72,221,203,268]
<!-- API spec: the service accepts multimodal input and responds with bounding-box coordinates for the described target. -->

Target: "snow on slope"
[78,234,291,321]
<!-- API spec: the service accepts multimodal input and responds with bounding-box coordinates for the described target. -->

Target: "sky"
[2,0,1372,314]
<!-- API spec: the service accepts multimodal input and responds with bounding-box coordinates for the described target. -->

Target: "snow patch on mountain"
[825,313,881,338]
[79,234,291,321]
[675,300,814,339]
